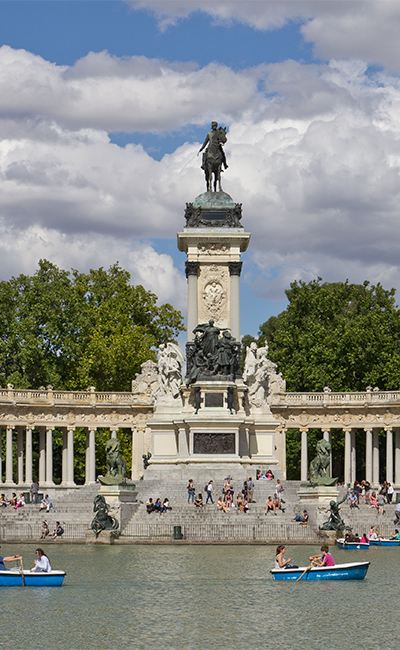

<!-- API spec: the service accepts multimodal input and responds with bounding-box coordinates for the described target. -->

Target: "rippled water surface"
[1,543,399,650]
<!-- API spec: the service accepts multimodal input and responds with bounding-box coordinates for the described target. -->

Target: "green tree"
[0,260,185,391]
[247,278,400,478]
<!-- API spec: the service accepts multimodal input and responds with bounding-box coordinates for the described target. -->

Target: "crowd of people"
[0,483,54,513]
[343,524,400,543]
[347,480,395,513]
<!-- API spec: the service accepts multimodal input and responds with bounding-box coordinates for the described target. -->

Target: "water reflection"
[1,543,399,650]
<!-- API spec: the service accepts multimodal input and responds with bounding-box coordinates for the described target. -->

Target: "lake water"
[1,543,399,650]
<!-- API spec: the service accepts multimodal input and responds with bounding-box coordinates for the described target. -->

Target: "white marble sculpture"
[243,342,286,408]
[152,342,185,403]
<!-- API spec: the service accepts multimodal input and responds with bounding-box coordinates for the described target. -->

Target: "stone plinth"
[98,483,137,503]
[85,529,118,545]
[297,484,339,503]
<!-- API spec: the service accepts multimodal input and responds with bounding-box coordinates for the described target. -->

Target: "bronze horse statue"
[203,127,227,192]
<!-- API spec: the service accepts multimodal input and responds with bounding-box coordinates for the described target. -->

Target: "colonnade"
[299,427,400,486]
[0,425,121,487]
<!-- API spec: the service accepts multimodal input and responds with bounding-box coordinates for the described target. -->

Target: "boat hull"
[337,539,370,550]
[0,570,66,587]
[368,539,400,547]
[271,561,370,581]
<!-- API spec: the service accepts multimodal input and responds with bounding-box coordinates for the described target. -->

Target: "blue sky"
[1,1,400,339]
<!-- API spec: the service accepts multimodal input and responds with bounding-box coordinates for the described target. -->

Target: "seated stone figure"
[99,439,127,485]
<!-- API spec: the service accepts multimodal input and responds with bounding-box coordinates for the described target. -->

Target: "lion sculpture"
[308,439,337,487]
[99,438,127,486]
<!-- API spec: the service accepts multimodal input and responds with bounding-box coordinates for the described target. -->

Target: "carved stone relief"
[198,264,228,326]
[198,243,230,255]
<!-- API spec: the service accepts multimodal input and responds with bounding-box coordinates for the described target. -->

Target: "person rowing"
[0,546,22,570]
[309,545,335,567]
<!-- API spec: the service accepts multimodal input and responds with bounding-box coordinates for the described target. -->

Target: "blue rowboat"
[0,570,66,587]
[337,538,369,550]
[270,561,370,581]
[368,538,400,547]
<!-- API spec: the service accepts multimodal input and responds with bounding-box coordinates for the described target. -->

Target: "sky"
[1,1,400,338]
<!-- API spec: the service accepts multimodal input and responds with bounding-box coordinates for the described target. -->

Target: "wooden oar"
[19,558,25,587]
[296,561,314,582]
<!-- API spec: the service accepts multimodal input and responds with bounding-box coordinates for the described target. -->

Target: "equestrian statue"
[198,121,228,192]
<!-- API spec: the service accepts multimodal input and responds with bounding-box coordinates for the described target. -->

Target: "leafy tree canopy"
[249,278,400,392]
[0,259,185,391]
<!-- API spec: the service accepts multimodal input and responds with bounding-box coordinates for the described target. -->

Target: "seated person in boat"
[368,526,381,541]
[0,547,22,571]
[309,545,335,567]
[146,498,155,514]
[292,510,309,523]
[275,545,297,569]
[41,520,50,538]
[49,522,64,539]
[31,548,51,573]
[217,496,229,513]
[194,493,203,507]
[360,533,369,544]
[265,496,277,515]
[39,494,52,512]
[390,529,400,540]
[345,529,360,543]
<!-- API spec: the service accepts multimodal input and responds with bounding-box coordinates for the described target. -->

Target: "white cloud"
[129,1,400,73]
[3,46,400,312]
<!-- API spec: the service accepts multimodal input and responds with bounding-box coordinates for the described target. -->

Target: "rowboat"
[337,539,370,550]
[270,561,370,581]
[368,538,400,547]
[0,569,66,587]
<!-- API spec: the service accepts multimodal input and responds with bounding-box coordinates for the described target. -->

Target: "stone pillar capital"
[185,261,200,278]
[228,261,243,276]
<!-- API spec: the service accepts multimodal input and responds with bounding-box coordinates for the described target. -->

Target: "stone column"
[235,428,240,457]
[395,429,400,486]
[0,429,2,484]
[62,429,68,485]
[6,426,14,484]
[178,425,189,458]
[25,427,33,485]
[110,429,118,439]
[300,429,308,482]
[365,428,373,485]
[350,429,356,483]
[45,428,54,486]
[385,428,393,485]
[228,262,242,342]
[67,428,75,485]
[85,428,96,484]
[373,429,379,485]
[17,428,24,485]
[185,262,199,340]
[344,429,351,485]
[39,428,46,485]
[322,429,332,476]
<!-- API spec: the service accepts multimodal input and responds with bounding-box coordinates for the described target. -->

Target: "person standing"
[187,479,195,504]
[206,480,214,504]
[387,483,394,504]
[247,477,254,503]
[30,480,39,504]
[393,502,400,526]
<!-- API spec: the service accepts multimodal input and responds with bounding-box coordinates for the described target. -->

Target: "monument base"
[98,483,137,503]
[85,529,118,545]
[298,484,339,503]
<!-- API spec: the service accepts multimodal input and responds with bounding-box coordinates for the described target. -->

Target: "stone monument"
[142,124,286,480]
[98,438,137,503]
[298,439,339,503]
